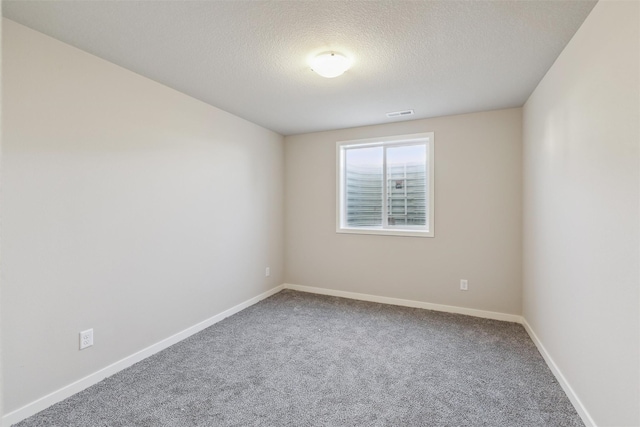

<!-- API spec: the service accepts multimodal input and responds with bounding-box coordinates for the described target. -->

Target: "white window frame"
[336,132,435,238]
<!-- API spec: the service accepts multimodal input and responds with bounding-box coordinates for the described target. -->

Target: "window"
[336,132,434,237]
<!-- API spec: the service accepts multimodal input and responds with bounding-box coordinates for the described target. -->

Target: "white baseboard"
[521,318,596,427]
[3,284,593,427]
[2,284,285,427]
[283,283,522,323]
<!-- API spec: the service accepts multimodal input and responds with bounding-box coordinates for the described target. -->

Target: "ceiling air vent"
[386,109,414,118]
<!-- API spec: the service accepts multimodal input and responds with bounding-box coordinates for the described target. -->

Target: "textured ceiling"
[3,1,597,136]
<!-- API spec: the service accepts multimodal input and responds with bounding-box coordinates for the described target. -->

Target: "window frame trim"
[336,132,435,238]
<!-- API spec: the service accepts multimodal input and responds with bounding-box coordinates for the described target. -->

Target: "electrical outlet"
[265,267,270,277]
[80,329,93,350]
[460,279,468,291]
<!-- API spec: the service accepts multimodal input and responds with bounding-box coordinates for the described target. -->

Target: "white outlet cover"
[80,329,94,350]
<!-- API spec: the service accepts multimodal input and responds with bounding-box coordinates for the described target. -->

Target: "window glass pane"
[337,133,433,237]
[386,144,427,227]
[345,147,383,227]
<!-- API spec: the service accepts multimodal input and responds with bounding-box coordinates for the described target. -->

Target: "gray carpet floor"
[15,290,583,426]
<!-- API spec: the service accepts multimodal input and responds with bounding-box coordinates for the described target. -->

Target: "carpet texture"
[15,290,583,426]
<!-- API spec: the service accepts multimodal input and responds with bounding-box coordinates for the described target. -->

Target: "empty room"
[1,1,638,426]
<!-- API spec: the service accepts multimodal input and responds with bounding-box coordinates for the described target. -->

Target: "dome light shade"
[310,52,351,78]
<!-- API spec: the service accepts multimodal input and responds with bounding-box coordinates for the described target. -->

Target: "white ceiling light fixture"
[310,52,352,78]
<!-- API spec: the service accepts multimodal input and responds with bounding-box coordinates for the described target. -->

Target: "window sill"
[336,227,434,238]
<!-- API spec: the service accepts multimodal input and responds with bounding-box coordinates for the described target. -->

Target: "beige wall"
[522,1,640,425]
[1,19,284,413]
[285,108,522,315]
